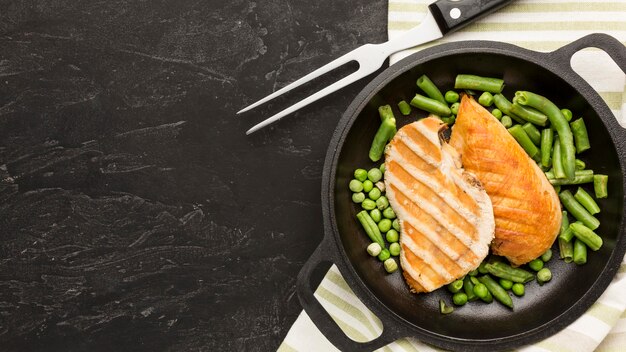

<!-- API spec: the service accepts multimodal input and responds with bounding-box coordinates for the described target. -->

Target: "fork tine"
[245,66,376,135]
[237,51,357,114]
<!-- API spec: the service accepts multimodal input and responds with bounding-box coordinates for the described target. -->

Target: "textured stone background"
[0,0,387,351]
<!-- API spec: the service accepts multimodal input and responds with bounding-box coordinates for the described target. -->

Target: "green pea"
[376,196,389,210]
[384,258,398,273]
[560,108,573,122]
[392,219,400,231]
[362,180,373,193]
[361,199,376,210]
[352,192,365,203]
[367,168,382,182]
[473,283,491,302]
[450,102,460,115]
[378,219,392,233]
[385,229,399,243]
[537,268,552,284]
[367,243,382,257]
[528,259,544,272]
[541,249,553,262]
[389,242,401,256]
[445,90,459,103]
[349,179,363,192]
[468,269,478,276]
[379,163,386,174]
[478,262,489,274]
[448,280,464,293]
[492,108,503,119]
[368,188,381,201]
[452,292,468,306]
[354,168,368,182]
[478,92,494,107]
[378,249,390,261]
[370,209,382,223]
[499,279,513,290]
[512,283,525,296]
[383,207,396,219]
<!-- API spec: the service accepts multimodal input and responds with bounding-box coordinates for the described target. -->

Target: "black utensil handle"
[296,241,407,352]
[429,0,514,35]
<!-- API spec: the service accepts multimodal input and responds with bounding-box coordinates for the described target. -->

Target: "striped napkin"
[279,1,626,351]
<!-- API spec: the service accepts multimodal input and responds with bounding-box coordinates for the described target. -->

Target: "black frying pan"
[296,33,626,351]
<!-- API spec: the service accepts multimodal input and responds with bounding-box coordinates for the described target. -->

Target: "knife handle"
[429,0,513,35]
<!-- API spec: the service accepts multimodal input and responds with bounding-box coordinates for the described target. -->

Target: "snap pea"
[356,210,385,247]
[569,222,603,251]
[559,237,574,263]
[485,262,535,283]
[570,118,591,154]
[478,92,494,107]
[523,122,541,145]
[515,91,576,180]
[410,94,451,117]
[445,90,459,103]
[546,170,594,186]
[559,190,600,230]
[416,75,446,104]
[447,279,464,294]
[478,275,513,308]
[536,268,552,284]
[455,74,504,93]
[369,117,396,162]
[397,100,411,115]
[573,238,587,265]
[594,174,608,198]
[574,187,600,215]
[552,135,566,179]
[509,103,549,126]
[463,276,478,301]
[472,282,493,303]
[508,125,539,160]
[511,283,525,296]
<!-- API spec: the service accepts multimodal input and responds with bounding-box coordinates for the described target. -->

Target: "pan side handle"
[296,240,408,352]
[548,33,626,74]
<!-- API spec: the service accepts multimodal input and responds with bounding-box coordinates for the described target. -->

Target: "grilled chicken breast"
[449,95,562,266]
[384,117,495,294]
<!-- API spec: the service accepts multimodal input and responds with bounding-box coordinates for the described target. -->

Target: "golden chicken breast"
[449,95,562,266]
[384,117,495,293]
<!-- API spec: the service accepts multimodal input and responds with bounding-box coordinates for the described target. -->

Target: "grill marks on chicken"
[384,117,495,293]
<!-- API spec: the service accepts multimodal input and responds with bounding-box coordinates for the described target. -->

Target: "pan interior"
[333,52,624,341]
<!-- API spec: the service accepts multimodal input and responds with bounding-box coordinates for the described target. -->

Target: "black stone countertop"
[0,1,387,351]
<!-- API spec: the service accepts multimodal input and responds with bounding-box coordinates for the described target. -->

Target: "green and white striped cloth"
[279,1,626,351]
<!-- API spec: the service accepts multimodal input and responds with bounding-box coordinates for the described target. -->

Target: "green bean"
[468,269,479,276]
[354,168,368,182]
[510,103,549,126]
[378,104,394,122]
[378,249,391,261]
[369,117,396,162]
[389,242,401,256]
[511,283,525,296]
[439,299,454,314]
[501,115,513,128]
[508,125,539,160]
[485,262,535,283]
[594,174,608,198]
[384,258,398,273]
[552,135,566,179]
[416,75,446,104]
[478,92,494,107]
[392,219,400,231]
[473,282,493,303]
[376,196,389,210]
[499,279,513,290]
[528,259,544,271]
[536,268,552,284]
[447,279,464,293]
[463,276,478,301]
[561,108,573,122]
[356,211,385,247]
[570,118,591,154]
[559,190,600,230]
[349,179,363,192]
[493,94,525,124]
[561,221,580,243]
[453,292,468,306]
[478,262,489,274]
[573,238,587,265]
[470,276,480,285]
[352,192,365,203]
[410,94,451,116]
[575,159,586,170]
[450,102,459,115]
[558,211,571,241]
[546,170,594,186]
[370,209,382,223]
[478,275,513,308]
[541,249,553,262]
[378,218,392,233]
[569,222,603,251]
[367,242,382,257]
[455,74,504,93]
[515,91,576,179]
[386,229,399,243]
[445,90,459,103]
[368,188,381,201]
[383,207,396,219]
[523,123,541,145]
[559,237,574,263]
[492,108,503,120]
[361,199,376,211]
[574,187,600,215]
[397,100,411,115]
[554,185,561,193]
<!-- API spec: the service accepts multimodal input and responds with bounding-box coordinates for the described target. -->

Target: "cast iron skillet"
[296,33,626,352]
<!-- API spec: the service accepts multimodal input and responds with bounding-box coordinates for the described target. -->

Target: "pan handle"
[296,239,408,352]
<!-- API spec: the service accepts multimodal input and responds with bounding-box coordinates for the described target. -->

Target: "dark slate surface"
[0,0,387,351]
